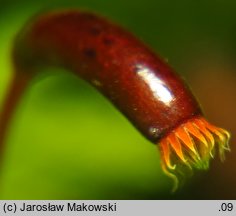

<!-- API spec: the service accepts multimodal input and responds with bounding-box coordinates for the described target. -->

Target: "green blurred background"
[0,0,235,199]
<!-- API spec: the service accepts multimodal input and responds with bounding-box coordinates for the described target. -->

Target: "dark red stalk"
[0,73,31,151]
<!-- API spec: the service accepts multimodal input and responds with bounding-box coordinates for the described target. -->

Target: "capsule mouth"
[158,116,230,192]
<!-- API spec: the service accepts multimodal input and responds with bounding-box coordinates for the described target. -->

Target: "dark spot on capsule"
[103,37,114,46]
[83,48,96,59]
[82,13,96,20]
[89,26,102,36]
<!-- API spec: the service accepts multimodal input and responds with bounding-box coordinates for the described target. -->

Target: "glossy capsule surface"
[14,10,201,143]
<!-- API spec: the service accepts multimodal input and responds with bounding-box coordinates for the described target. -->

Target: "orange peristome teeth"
[159,116,230,191]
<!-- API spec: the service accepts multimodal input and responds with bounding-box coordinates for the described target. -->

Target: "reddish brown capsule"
[3,10,231,189]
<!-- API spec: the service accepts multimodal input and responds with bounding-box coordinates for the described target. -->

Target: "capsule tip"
[158,116,230,192]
